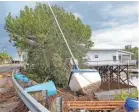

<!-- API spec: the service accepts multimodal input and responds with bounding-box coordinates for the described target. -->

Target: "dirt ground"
[0,73,28,112]
[99,80,136,91]
[11,101,29,112]
[0,84,19,112]
[0,72,131,112]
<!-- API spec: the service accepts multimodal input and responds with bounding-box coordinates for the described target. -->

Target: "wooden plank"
[63,101,125,103]
[67,106,119,109]
[64,103,124,105]
[62,101,125,111]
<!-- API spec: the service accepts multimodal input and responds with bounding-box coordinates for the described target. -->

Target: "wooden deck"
[85,60,136,66]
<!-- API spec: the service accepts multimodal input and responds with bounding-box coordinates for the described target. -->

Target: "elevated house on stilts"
[85,48,137,92]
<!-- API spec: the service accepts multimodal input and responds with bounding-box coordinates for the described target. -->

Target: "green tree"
[0,52,10,64]
[124,45,138,60]
[5,3,93,87]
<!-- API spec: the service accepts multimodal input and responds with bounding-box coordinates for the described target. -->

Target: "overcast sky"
[0,1,138,59]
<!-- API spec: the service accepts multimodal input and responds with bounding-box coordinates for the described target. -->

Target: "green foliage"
[5,3,93,87]
[114,90,138,101]
[124,45,138,60]
[0,52,10,64]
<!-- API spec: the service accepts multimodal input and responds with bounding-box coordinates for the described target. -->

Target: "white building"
[85,48,136,66]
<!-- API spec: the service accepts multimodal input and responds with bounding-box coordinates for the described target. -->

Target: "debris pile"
[45,87,99,110]
[0,87,18,104]
[11,69,135,112]
[11,101,29,112]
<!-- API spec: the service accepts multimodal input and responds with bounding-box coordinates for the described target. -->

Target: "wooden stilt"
[92,62,136,91]
[127,63,130,93]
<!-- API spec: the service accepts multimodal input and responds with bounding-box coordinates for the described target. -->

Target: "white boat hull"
[68,69,101,94]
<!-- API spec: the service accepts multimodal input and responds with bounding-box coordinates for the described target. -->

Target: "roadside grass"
[114,89,138,100]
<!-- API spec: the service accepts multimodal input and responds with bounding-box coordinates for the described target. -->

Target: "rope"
[47,2,78,69]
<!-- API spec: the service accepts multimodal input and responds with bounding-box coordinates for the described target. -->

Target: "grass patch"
[114,89,138,100]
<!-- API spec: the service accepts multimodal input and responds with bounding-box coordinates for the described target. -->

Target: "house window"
[95,55,98,58]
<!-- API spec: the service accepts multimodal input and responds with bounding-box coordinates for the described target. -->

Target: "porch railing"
[85,60,137,66]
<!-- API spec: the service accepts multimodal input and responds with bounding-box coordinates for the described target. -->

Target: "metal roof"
[118,50,134,55]
[90,48,121,51]
[90,48,133,55]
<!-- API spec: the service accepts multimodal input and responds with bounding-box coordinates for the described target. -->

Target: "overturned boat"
[68,69,101,94]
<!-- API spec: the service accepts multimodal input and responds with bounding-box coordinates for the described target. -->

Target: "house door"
[113,56,116,62]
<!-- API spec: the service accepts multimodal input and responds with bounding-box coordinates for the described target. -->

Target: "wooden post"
[127,61,130,93]
[109,66,112,81]
[110,66,114,81]
[114,66,118,83]
[92,61,135,92]
[56,97,62,112]
[41,90,47,106]
[117,65,121,91]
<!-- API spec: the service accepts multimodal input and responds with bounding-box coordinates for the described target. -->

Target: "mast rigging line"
[47,1,78,69]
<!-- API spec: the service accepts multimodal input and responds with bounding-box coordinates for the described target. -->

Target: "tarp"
[25,81,57,96]
[15,73,29,83]
[125,98,139,112]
